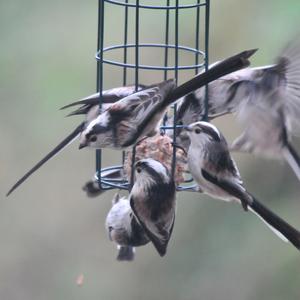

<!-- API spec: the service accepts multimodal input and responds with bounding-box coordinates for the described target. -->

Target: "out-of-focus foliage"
[1,1,300,299]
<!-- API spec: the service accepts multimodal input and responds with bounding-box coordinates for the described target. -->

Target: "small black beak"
[79,143,87,150]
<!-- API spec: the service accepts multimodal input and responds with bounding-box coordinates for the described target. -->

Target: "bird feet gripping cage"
[94,0,210,193]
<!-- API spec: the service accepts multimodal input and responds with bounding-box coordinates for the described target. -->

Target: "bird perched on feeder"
[105,193,150,261]
[130,158,176,256]
[78,49,257,150]
[185,121,300,251]
[7,48,257,196]
[6,85,141,196]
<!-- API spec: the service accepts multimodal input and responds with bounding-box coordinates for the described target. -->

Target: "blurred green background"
[1,0,300,299]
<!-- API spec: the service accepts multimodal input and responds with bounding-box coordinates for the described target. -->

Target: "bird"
[78,49,257,150]
[174,37,300,180]
[6,85,140,196]
[78,79,176,150]
[185,121,300,250]
[7,48,256,196]
[105,193,150,261]
[165,66,257,152]
[130,158,176,256]
[230,38,300,181]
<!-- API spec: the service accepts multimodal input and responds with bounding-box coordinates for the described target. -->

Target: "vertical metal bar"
[174,0,179,83]
[134,0,140,91]
[171,0,179,178]
[123,0,129,87]
[203,0,210,121]
[195,0,201,75]
[164,0,170,81]
[122,0,129,165]
[130,0,140,189]
[96,0,104,103]
[96,0,105,188]
[161,0,170,135]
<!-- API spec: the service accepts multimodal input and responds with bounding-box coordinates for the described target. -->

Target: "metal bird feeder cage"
[95,0,210,191]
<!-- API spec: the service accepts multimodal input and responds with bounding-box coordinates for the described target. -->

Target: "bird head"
[78,117,108,149]
[185,121,221,146]
[134,158,170,184]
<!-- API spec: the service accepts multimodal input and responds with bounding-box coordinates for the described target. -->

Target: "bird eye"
[195,128,201,134]
[136,167,142,173]
[90,135,97,142]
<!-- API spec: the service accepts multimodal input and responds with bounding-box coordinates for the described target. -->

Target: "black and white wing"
[174,65,273,126]
[130,193,175,257]
[107,79,176,147]
[60,84,146,117]
[276,37,300,133]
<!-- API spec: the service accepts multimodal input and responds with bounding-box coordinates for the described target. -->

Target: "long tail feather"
[201,169,300,250]
[248,207,288,242]
[249,196,300,250]
[6,123,84,196]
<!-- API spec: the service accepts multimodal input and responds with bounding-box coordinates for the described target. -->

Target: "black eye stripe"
[135,161,168,181]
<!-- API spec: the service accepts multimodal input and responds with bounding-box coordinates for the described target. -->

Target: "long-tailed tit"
[130,159,176,256]
[78,49,256,151]
[83,134,187,198]
[6,85,141,196]
[166,67,255,151]
[230,38,300,181]
[7,49,256,196]
[185,121,300,250]
[105,193,149,261]
[175,38,300,180]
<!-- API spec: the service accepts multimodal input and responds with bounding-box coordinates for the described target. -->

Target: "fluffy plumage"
[6,85,139,196]
[105,193,149,261]
[230,38,300,180]
[79,49,256,150]
[130,159,176,256]
[7,49,256,195]
[174,38,300,173]
[186,121,300,250]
